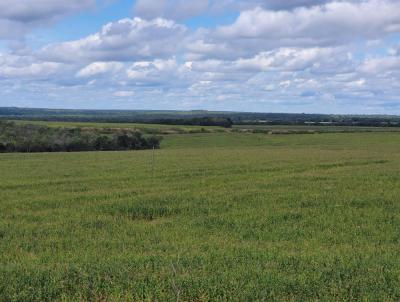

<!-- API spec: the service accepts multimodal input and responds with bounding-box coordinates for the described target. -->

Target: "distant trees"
[1,107,400,127]
[151,117,233,128]
[0,108,235,128]
[0,121,162,153]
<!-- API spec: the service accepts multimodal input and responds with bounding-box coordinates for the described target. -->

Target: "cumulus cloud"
[0,53,63,78]
[0,0,94,39]
[235,0,331,10]
[40,18,187,63]
[234,48,339,72]
[134,0,209,20]
[35,1,400,66]
[0,0,94,22]
[126,58,191,86]
[388,44,400,56]
[77,62,123,77]
[200,0,400,57]
[114,91,135,97]
[360,56,400,74]
[133,0,333,20]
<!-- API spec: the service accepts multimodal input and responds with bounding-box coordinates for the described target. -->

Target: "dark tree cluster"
[150,117,233,128]
[0,121,162,153]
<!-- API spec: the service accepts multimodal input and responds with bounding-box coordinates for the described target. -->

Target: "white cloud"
[77,62,123,77]
[134,0,209,20]
[235,0,331,10]
[209,0,400,55]
[0,0,94,39]
[0,0,94,22]
[40,18,187,63]
[132,0,333,21]
[125,58,191,86]
[234,48,338,72]
[0,61,61,78]
[0,53,62,78]
[346,78,366,88]
[114,90,135,97]
[185,38,234,60]
[360,56,400,74]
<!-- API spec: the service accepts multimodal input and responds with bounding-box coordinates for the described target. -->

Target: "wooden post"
[152,145,155,180]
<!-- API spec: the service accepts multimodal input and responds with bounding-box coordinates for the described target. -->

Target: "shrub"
[0,121,163,153]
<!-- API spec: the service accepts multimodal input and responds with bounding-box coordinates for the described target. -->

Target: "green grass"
[233,124,400,133]
[1,132,400,301]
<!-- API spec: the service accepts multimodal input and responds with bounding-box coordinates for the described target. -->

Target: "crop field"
[1,130,400,301]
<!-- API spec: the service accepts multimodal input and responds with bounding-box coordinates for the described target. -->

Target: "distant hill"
[1,107,399,127]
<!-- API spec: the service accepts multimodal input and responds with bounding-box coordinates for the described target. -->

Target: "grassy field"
[1,131,400,301]
[233,124,400,133]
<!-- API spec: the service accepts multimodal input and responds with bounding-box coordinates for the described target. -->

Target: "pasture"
[0,130,399,301]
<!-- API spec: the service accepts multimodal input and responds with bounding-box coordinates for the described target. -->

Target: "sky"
[0,0,400,114]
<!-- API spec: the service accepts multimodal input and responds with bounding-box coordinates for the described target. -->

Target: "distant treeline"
[150,117,233,128]
[0,121,162,153]
[1,107,400,127]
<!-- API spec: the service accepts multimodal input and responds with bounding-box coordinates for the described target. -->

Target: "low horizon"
[1,105,400,117]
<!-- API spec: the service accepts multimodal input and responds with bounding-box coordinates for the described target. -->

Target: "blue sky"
[0,0,400,114]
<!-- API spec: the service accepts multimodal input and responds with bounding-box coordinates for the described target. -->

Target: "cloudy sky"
[0,0,399,114]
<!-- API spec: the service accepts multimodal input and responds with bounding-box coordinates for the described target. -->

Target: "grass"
[233,124,400,133]
[0,131,400,301]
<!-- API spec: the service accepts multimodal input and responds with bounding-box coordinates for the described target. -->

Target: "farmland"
[0,127,400,301]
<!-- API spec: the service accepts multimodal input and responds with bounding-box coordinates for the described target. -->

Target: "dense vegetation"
[1,107,400,127]
[13,120,400,136]
[0,130,399,300]
[12,120,228,135]
[0,121,162,153]
[146,117,233,128]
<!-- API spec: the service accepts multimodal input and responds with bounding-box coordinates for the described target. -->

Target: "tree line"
[0,121,162,153]
[1,107,399,128]
[148,117,233,128]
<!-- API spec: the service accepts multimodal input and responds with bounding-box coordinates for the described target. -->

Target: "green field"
[233,124,400,133]
[1,131,400,301]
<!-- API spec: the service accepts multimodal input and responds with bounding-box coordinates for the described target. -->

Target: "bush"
[0,142,6,153]
[0,121,163,153]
